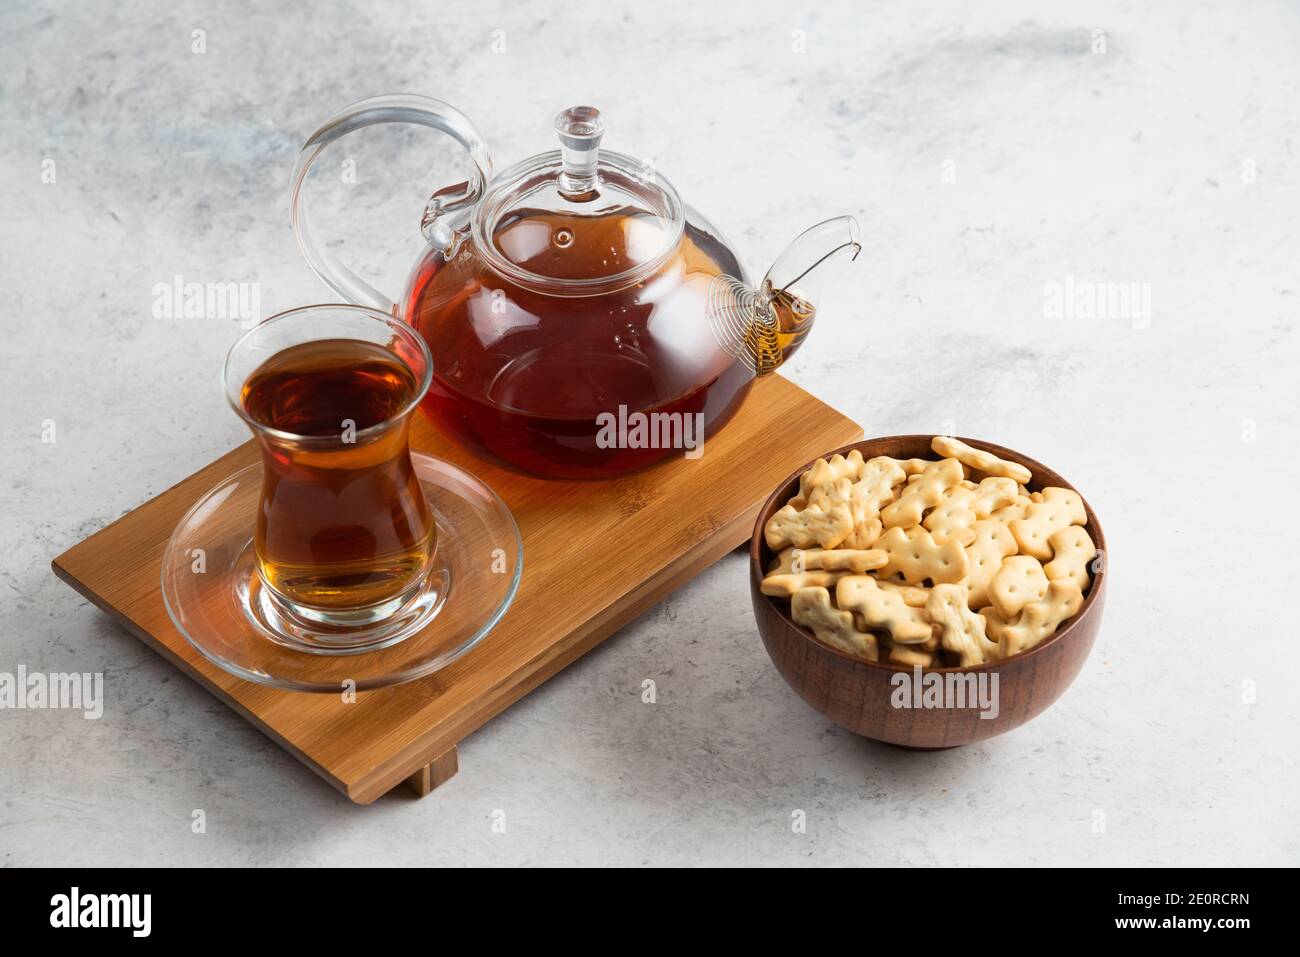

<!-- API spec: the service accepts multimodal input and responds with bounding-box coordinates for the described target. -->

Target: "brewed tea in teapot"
[292,96,859,478]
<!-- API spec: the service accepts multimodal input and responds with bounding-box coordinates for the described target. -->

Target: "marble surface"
[2,0,1297,866]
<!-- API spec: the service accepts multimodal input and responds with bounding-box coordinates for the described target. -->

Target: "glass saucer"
[161,453,522,692]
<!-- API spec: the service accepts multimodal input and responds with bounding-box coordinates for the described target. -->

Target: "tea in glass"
[224,306,435,627]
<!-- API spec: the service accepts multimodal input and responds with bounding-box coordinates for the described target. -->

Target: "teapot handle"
[290,94,494,314]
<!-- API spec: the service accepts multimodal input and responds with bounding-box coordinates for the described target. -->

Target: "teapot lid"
[471,107,685,294]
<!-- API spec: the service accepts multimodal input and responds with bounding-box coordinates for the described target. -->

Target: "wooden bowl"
[749,435,1106,748]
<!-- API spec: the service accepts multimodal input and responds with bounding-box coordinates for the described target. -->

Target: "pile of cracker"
[762,436,1096,668]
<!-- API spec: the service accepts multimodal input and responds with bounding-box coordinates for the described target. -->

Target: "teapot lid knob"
[554,106,605,199]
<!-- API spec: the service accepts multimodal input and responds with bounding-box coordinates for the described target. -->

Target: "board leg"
[403,745,459,797]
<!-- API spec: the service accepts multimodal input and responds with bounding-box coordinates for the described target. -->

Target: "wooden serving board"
[52,375,861,804]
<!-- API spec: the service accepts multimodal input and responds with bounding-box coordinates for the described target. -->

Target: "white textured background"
[1,0,1296,866]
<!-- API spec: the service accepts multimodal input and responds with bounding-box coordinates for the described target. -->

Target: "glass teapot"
[291,95,860,479]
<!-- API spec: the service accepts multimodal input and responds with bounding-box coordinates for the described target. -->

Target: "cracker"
[1044,526,1095,591]
[761,570,844,597]
[768,547,887,575]
[791,450,865,508]
[881,457,963,529]
[968,477,1020,518]
[873,577,930,607]
[978,605,1013,645]
[927,583,999,667]
[805,456,910,548]
[1009,487,1086,560]
[808,478,884,548]
[859,456,908,504]
[877,525,969,585]
[791,586,878,660]
[989,555,1050,619]
[990,495,1032,524]
[764,501,853,551]
[997,580,1084,657]
[888,643,938,667]
[962,519,1018,609]
[811,549,888,573]
[767,547,802,575]
[923,486,977,546]
[836,575,933,645]
[890,457,933,477]
[847,456,909,545]
[930,436,1032,485]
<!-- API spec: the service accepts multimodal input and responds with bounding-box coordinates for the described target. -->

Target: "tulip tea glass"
[161,305,521,690]
[223,305,439,648]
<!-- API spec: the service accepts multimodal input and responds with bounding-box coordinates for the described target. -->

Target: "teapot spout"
[704,215,860,376]
[757,215,861,371]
